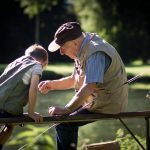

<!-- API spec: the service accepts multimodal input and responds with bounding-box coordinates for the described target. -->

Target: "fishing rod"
[126,69,150,84]
[18,101,94,150]
[18,68,150,150]
[111,68,150,93]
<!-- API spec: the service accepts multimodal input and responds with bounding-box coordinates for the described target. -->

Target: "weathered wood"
[84,141,120,150]
[0,110,150,124]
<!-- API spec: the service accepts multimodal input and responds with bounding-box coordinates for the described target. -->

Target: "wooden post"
[84,141,120,150]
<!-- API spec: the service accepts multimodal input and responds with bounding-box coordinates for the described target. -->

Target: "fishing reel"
[146,91,150,100]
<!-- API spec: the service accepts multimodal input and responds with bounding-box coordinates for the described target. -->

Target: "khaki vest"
[0,56,38,116]
[74,33,128,114]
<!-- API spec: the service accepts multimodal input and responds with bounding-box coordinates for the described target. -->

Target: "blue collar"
[77,33,91,58]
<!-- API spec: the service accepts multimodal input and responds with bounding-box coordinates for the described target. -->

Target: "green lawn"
[1,61,150,78]
[46,63,74,76]
[1,61,150,150]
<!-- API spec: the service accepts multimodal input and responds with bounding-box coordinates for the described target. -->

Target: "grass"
[129,83,150,90]
[1,60,150,150]
[46,63,74,76]
[125,60,150,90]
[5,88,149,150]
[126,66,150,77]
[126,60,150,77]
[1,60,150,78]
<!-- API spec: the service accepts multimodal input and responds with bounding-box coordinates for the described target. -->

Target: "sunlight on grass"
[1,62,150,90]
[1,61,149,77]
[45,61,150,78]
[45,62,150,79]
[130,60,143,66]
[126,66,150,77]
[129,83,150,90]
[126,59,150,77]
[46,63,74,75]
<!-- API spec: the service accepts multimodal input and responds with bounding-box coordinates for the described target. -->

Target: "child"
[0,44,48,149]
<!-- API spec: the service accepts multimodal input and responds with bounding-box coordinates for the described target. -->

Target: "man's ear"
[73,40,78,46]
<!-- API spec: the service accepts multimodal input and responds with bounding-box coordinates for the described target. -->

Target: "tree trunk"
[35,14,40,43]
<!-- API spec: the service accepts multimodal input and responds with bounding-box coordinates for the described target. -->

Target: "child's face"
[41,59,48,69]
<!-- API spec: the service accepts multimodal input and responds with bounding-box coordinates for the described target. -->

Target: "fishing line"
[111,68,150,93]
[18,101,94,150]
[126,68,150,84]
[18,68,150,150]
[18,123,58,150]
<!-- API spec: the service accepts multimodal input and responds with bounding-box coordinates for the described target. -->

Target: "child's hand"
[28,112,43,123]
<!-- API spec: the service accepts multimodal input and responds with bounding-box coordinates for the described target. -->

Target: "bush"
[8,125,55,150]
[115,129,146,150]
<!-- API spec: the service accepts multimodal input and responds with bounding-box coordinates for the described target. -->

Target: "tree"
[0,0,77,63]
[116,0,150,63]
[16,0,77,63]
[71,0,150,63]
[17,0,58,43]
[71,0,118,43]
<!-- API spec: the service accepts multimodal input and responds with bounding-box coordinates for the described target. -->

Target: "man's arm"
[65,82,97,111]
[38,75,75,93]
[48,82,98,116]
[65,52,110,111]
[48,52,110,115]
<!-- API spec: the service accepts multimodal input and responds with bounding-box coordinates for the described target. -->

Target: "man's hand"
[48,106,71,116]
[38,80,53,94]
[28,112,43,123]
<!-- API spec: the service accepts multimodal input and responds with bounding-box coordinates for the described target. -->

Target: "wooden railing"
[1,110,150,150]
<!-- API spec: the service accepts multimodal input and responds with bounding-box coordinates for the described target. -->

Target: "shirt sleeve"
[85,51,111,84]
[22,63,43,85]
[31,63,43,76]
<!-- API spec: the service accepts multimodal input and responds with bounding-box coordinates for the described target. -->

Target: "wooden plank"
[1,110,150,125]
[85,141,120,150]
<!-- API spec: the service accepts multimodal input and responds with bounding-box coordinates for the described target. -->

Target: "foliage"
[115,129,146,150]
[71,0,150,63]
[16,0,58,18]
[71,0,111,41]
[16,0,59,43]
[8,125,55,150]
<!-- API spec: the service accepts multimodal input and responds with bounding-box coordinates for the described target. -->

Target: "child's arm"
[28,74,43,123]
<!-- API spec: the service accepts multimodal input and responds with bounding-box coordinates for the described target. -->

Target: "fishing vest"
[74,33,128,114]
[0,56,38,116]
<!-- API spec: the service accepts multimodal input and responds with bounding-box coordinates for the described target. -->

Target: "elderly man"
[38,22,128,150]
